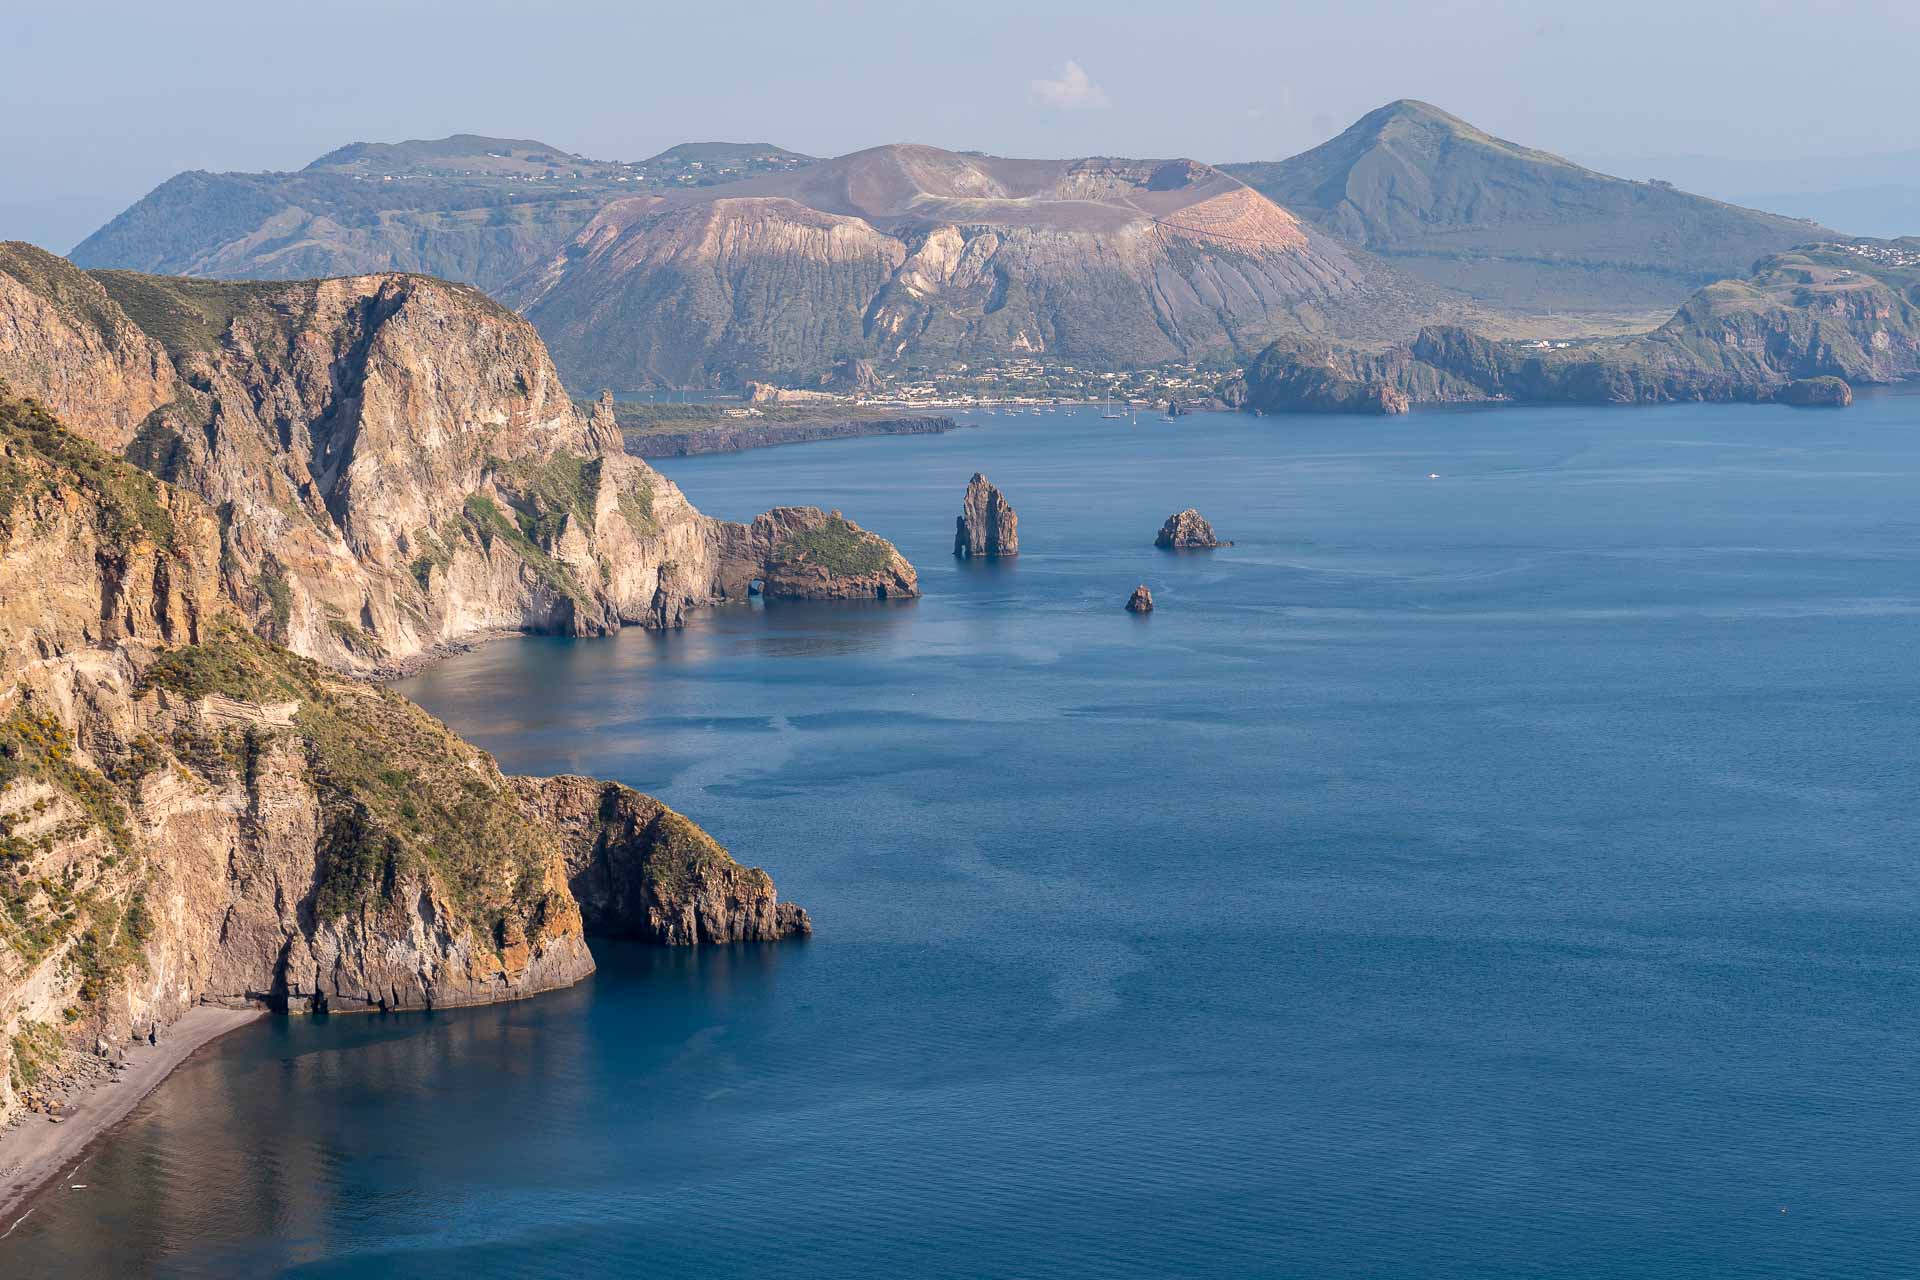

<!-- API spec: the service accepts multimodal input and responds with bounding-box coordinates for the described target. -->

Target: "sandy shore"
[0,1006,262,1229]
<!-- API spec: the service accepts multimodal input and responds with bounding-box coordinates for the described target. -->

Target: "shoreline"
[0,1006,262,1228]
[625,414,965,458]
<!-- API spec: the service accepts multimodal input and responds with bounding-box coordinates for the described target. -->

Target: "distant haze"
[7,0,1919,251]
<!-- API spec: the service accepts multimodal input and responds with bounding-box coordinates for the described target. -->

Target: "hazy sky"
[7,0,1919,251]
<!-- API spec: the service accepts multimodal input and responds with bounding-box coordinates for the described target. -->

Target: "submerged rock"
[1775,376,1853,407]
[1155,509,1231,549]
[954,473,1019,558]
[1126,585,1154,613]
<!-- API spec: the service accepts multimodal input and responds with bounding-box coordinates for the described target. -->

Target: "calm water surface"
[12,397,1920,1277]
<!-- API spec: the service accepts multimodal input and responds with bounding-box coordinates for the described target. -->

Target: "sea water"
[11,396,1920,1277]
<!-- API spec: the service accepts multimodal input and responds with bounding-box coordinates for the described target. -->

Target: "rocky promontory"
[0,383,810,1136]
[1221,339,1411,415]
[1156,509,1231,549]
[517,776,811,944]
[1775,376,1853,407]
[955,473,1019,558]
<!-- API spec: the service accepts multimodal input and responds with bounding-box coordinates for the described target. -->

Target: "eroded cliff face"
[0,243,916,674]
[516,776,810,945]
[0,391,805,1126]
[0,245,176,451]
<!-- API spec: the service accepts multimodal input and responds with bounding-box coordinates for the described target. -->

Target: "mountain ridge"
[1224,99,1832,320]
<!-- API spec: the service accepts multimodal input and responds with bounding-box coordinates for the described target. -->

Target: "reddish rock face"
[954,473,1019,559]
[1125,584,1154,613]
[1155,509,1231,549]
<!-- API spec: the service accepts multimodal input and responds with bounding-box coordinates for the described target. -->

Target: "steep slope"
[1228,239,1920,411]
[507,144,1400,388]
[1226,101,1831,320]
[0,244,916,674]
[69,136,815,292]
[0,385,809,1130]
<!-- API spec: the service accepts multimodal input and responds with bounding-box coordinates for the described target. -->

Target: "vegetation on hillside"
[774,514,892,577]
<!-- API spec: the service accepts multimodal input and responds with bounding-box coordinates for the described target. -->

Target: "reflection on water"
[14,399,1920,1277]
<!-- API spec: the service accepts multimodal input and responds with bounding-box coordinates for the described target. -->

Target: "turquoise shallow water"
[10,395,1920,1277]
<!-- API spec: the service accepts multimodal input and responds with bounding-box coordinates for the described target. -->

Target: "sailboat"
[1101,395,1125,421]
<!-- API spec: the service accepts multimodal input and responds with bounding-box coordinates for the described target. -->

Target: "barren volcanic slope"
[1226,101,1832,324]
[69,136,815,292]
[505,144,1401,388]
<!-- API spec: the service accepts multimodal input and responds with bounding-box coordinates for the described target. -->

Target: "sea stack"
[955,473,1019,558]
[1126,585,1154,613]
[1155,509,1230,549]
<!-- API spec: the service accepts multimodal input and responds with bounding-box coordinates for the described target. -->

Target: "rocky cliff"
[1222,340,1410,415]
[955,473,1018,558]
[515,776,810,944]
[1232,241,1920,412]
[0,387,807,1127]
[0,243,917,674]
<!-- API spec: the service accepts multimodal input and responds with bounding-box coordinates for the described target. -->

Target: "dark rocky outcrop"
[1125,585,1154,613]
[1775,376,1853,407]
[955,473,1019,558]
[717,506,919,601]
[1156,510,1230,549]
[1223,340,1410,415]
[515,776,811,945]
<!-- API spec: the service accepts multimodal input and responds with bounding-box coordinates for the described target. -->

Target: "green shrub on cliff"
[139,622,566,950]
[775,513,890,576]
[0,387,176,549]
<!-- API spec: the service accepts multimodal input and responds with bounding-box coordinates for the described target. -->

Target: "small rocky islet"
[1126,585,1155,613]
[1156,509,1231,549]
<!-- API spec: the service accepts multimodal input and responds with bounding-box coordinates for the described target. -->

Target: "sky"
[7,0,1920,251]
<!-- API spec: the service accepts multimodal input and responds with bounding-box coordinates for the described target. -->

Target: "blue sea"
[12,396,1920,1277]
